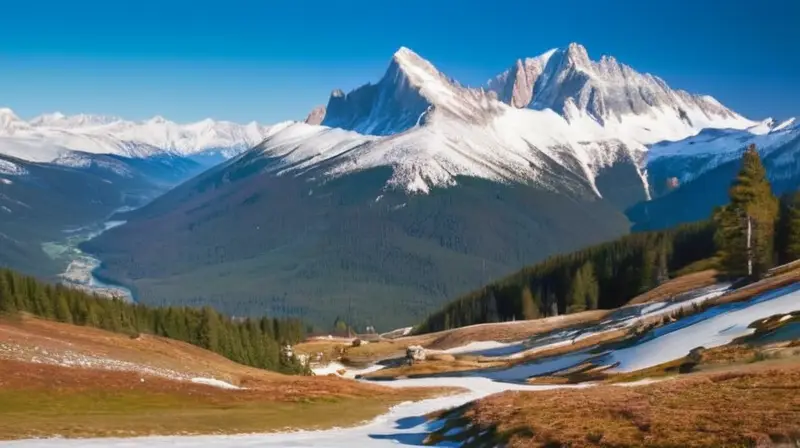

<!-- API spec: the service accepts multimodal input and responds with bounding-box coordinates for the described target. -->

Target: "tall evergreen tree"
[54,293,73,324]
[776,192,800,264]
[0,273,15,314]
[520,285,540,320]
[567,262,599,313]
[714,144,778,278]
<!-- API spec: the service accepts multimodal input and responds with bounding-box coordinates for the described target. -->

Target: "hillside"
[0,316,447,440]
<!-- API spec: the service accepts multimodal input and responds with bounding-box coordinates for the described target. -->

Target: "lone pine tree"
[713,144,778,278]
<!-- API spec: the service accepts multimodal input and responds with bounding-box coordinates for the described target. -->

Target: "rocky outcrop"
[406,345,427,364]
[304,105,326,125]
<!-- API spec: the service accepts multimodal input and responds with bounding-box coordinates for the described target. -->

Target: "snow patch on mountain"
[0,158,27,176]
[257,104,648,195]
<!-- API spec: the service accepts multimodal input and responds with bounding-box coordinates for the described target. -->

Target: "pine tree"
[567,262,599,313]
[520,285,540,320]
[0,272,16,314]
[54,294,73,324]
[197,307,221,352]
[714,144,778,278]
[776,192,800,264]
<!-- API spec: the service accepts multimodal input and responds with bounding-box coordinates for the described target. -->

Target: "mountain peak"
[486,43,751,132]
[393,46,417,59]
[0,108,19,119]
[565,42,590,61]
[388,46,443,83]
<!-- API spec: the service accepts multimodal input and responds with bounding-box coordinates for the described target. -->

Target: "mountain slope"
[0,151,205,278]
[630,129,800,231]
[85,44,760,330]
[84,153,630,330]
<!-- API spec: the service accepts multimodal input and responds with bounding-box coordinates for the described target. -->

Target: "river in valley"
[42,209,135,302]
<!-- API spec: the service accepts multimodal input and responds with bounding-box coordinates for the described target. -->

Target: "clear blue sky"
[1,0,797,124]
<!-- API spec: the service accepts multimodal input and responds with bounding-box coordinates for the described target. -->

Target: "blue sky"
[1,0,797,124]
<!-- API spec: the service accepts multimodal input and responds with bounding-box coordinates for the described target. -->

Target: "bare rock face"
[487,53,552,109]
[305,105,327,125]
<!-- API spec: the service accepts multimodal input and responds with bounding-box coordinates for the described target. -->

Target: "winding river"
[46,211,135,301]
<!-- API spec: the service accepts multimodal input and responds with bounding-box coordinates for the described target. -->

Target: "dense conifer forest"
[0,268,308,374]
[417,144,799,334]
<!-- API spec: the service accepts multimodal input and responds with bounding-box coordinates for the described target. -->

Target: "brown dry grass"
[0,317,461,439]
[0,315,278,385]
[424,310,610,351]
[430,363,800,447]
[710,268,800,307]
[363,358,506,380]
[512,328,628,366]
[626,269,719,305]
[0,359,450,440]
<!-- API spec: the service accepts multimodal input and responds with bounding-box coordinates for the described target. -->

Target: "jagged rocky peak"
[321,46,501,136]
[304,105,327,125]
[488,42,749,127]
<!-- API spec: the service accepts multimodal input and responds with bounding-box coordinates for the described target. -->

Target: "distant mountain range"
[76,43,800,330]
[0,109,286,279]
[0,107,284,163]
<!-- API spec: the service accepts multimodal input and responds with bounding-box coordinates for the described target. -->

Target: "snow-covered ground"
[311,362,386,379]
[441,283,731,362]
[604,282,800,372]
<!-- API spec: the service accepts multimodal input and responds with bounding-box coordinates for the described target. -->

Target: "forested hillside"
[0,268,308,374]
[417,144,800,334]
[83,159,631,331]
[414,222,716,334]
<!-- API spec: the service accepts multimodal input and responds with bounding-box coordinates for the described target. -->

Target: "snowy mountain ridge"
[258,43,759,197]
[0,108,282,163]
[648,117,800,184]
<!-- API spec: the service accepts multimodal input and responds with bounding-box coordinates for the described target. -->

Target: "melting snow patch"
[190,378,242,390]
[312,362,385,378]
[605,283,800,372]
[444,340,524,357]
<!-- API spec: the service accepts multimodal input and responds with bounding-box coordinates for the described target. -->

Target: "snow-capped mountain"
[486,43,751,143]
[85,43,776,328]
[0,108,282,163]
[258,44,757,199]
[320,46,503,136]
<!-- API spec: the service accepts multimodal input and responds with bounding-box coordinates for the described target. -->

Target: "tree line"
[0,268,308,374]
[416,144,800,334]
